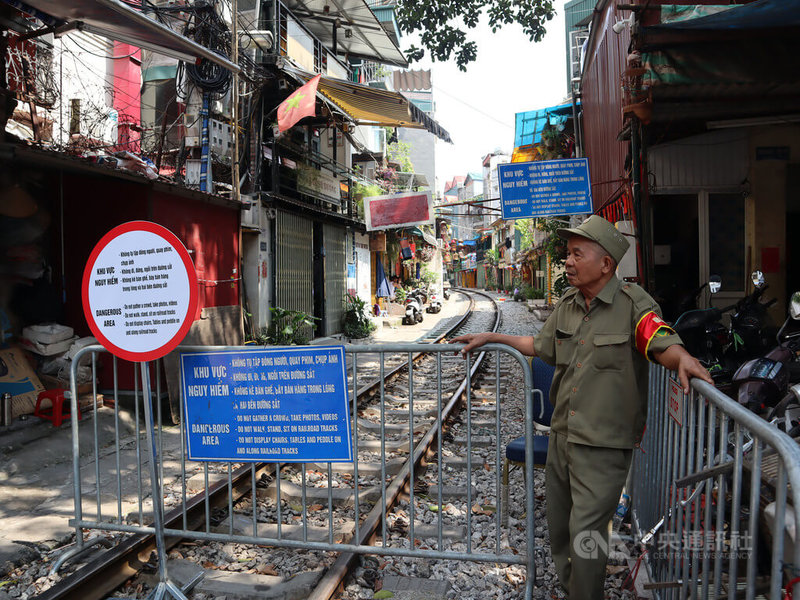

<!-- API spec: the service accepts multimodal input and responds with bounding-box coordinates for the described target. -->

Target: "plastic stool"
[34,389,81,428]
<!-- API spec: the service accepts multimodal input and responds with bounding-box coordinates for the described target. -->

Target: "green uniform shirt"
[534,276,682,449]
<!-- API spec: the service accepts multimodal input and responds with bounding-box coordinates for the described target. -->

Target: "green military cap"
[556,215,630,264]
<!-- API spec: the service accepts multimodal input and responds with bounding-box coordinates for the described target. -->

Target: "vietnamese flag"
[278,74,321,132]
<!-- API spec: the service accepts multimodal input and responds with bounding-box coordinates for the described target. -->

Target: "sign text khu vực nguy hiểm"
[181,346,352,462]
[498,158,592,220]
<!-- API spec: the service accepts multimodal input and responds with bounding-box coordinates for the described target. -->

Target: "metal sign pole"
[141,362,188,600]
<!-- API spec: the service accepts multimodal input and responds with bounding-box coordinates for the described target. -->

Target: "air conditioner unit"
[241,194,262,229]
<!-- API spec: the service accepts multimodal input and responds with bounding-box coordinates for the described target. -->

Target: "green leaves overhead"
[395,0,556,71]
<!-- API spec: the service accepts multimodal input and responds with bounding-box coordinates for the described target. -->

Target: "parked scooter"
[442,281,451,300]
[672,275,737,381]
[403,289,425,325]
[426,289,442,314]
[733,290,800,413]
[726,270,778,362]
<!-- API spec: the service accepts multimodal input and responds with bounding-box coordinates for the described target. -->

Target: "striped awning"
[317,77,452,143]
[282,68,451,143]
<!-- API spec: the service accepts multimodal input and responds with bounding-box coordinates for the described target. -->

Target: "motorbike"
[442,281,451,300]
[726,270,778,362]
[403,289,425,325]
[426,289,442,314]
[672,275,737,382]
[673,272,781,386]
[733,290,800,413]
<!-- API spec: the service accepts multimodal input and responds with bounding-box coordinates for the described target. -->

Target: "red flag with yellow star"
[278,74,321,132]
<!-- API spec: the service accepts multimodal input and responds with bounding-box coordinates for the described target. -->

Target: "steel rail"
[353,288,476,402]
[36,463,272,600]
[307,290,502,600]
[38,290,480,600]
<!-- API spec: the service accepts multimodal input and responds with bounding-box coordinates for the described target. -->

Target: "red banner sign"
[364,191,434,231]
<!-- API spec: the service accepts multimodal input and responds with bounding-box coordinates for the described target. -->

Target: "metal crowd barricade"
[631,364,800,599]
[63,343,538,599]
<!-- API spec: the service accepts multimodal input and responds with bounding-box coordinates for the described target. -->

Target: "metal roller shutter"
[323,223,346,335]
[276,211,313,338]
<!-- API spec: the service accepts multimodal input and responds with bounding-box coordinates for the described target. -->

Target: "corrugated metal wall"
[581,0,631,210]
[276,210,313,324]
[323,223,346,335]
[648,129,749,192]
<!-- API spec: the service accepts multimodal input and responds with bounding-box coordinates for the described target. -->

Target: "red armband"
[635,311,675,359]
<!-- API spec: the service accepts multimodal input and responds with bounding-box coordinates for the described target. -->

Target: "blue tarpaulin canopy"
[514,103,576,149]
[638,0,800,91]
[641,0,800,50]
[648,0,800,33]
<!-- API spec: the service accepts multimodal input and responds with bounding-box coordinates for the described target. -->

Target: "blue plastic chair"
[501,358,555,525]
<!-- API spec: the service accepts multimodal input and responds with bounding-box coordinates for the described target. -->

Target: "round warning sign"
[82,221,198,362]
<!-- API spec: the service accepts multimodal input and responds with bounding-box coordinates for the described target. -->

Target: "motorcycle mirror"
[791,291,800,320]
[751,270,765,289]
[708,275,722,294]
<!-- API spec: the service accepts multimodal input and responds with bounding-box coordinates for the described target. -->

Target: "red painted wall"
[112,43,142,153]
[151,190,240,314]
[50,170,239,392]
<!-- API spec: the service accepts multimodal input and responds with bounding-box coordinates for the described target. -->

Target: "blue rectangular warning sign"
[181,346,352,462]
[498,158,592,220]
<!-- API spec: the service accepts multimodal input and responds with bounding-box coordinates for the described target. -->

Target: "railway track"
[34,289,528,600]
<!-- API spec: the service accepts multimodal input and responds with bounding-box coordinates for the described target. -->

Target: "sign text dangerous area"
[181,347,352,463]
[82,221,198,362]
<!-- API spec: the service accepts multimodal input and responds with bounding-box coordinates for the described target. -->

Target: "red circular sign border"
[82,221,199,363]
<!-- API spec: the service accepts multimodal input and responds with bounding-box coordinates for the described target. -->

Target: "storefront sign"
[297,165,341,205]
[364,191,434,231]
[82,221,198,362]
[369,231,387,252]
[347,263,356,295]
[182,346,352,462]
[461,253,477,270]
[498,158,592,219]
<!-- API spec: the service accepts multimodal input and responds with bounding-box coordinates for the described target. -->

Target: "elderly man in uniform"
[453,215,712,599]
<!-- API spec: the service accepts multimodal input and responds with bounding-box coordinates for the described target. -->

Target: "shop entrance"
[787,164,800,301]
[652,191,746,322]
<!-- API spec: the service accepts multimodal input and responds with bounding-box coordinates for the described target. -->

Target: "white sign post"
[82,221,198,600]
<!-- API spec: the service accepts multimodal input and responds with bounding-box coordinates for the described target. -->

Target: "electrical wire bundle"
[182,4,232,95]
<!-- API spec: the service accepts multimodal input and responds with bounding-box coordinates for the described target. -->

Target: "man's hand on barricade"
[451,332,494,356]
[654,345,714,394]
[676,351,714,394]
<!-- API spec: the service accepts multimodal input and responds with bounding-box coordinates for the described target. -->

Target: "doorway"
[313,222,325,335]
[652,191,746,321]
[787,164,800,300]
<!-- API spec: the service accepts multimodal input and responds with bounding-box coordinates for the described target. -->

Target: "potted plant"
[253,306,319,345]
[342,293,377,341]
[525,286,545,310]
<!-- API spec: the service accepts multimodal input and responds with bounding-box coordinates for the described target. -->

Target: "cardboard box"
[0,346,45,417]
